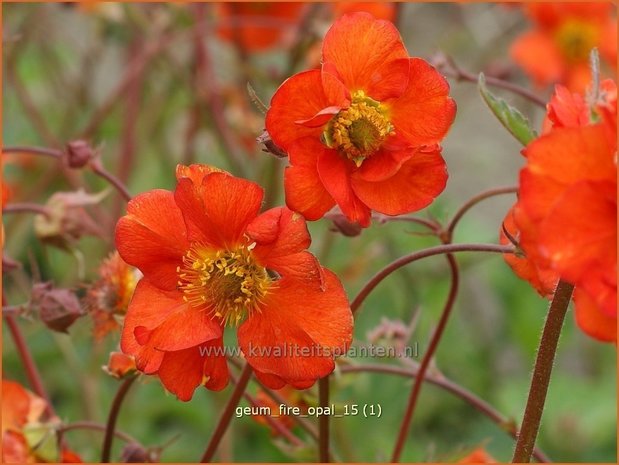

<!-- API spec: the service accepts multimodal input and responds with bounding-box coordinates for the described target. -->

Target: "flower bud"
[34,190,106,250]
[64,140,95,168]
[31,282,84,333]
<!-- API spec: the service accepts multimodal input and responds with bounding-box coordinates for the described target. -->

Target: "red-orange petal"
[389,58,456,147]
[158,341,228,401]
[2,381,30,432]
[238,270,352,386]
[174,171,263,248]
[283,137,336,220]
[510,30,564,86]
[500,205,558,297]
[540,180,616,284]
[351,148,447,216]
[115,189,188,291]
[573,287,616,343]
[266,70,333,150]
[355,142,415,182]
[247,207,311,258]
[317,150,371,226]
[322,12,409,99]
[546,84,589,129]
[121,280,221,374]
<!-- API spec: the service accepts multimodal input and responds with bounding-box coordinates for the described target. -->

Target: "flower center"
[324,90,393,167]
[176,243,271,327]
[555,20,598,63]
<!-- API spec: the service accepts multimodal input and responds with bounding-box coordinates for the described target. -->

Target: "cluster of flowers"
[502,79,617,342]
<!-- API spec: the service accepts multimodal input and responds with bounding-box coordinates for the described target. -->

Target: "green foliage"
[478,73,538,146]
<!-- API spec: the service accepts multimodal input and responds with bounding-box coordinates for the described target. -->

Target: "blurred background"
[2,2,616,462]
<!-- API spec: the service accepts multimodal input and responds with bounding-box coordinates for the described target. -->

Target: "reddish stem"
[3,202,51,218]
[512,280,574,463]
[391,253,460,462]
[445,186,518,240]
[318,377,330,462]
[101,375,137,462]
[351,243,514,315]
[340,364,550,463]
[200,364,253,462]
[3,312,54,417]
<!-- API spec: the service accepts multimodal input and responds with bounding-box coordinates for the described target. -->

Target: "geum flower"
[115,165,353,401]
[511,2,617,92]
[2,380,81,463]
[266,12,456,227]
[503,82,617,342]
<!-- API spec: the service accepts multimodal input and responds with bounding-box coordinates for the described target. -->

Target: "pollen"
[176,243,271,327]
[554,20,599,63]
[324,90,393,167]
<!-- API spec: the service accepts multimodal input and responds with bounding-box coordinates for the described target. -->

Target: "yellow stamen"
[324,90,393,166]
[554,20,599,63]
[176,243,271,327]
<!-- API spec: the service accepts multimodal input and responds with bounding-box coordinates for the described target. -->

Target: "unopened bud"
[329,215,362,237]
[31,282,84,333]
[65,140,95,169]
[34,190,107,250]
[103,351,137,379]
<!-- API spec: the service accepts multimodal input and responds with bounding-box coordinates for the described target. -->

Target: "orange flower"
[85,251,139,341]
[457,446,497,463]
[266,12,456,227]
[505,82,617,342]
[103,351,137,379]
[332,2,395,21]
[251,386,308,437]
[215,3,306,52]
[2,380,81,463]
[115,164,353,400]
[511,2,617,92]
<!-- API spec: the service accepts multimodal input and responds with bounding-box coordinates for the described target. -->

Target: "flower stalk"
[512,280,574,463]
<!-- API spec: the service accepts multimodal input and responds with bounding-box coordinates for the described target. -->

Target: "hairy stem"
[351,243,514,315]
[340,364,549,462]
[200,364,253,462]
[101,375,137,462]
[391,254,459,462]
[318,377,330,462]
[512,280,574,463]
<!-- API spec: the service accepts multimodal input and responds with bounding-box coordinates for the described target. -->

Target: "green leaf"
[478,73,538,146]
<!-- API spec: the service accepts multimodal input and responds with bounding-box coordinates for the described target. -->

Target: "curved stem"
[240,390,304,447]
[351,243,514,315]
[226,356,320,441]
[318,377,330,462]
[200,363,253,462]
[59,421,138,444]
[340,364,549,463]
[3,312,54,417]
[391,254,460,462]
[90,161,132,202]
[3,202,52,218]
[512,280,573,463]
[446,186,518,240]
[440,56,546,108]
[101,375,137,462]
[3,145,62,159]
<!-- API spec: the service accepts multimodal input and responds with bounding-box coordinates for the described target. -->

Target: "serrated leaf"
[478,73,538,146]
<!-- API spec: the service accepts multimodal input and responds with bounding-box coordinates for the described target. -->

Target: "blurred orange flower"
[511,2,617,92]
[266,13,456,227]
[115,164,352,400]
[2,380,81,463]
[85,251,139,341]
[505,81,617,343]
[457,446,497,463]
[332,2,395,21]
[215,2,306,52]
[251,386,309,437]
